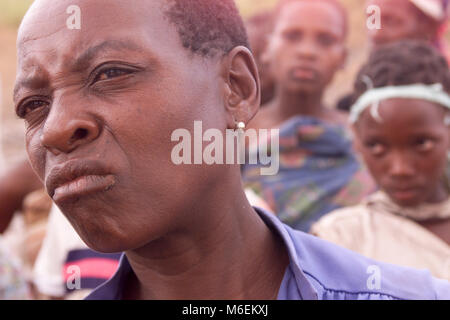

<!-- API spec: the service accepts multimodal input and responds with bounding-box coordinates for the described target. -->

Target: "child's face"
[355,98,450,207]
[264,1,346,95]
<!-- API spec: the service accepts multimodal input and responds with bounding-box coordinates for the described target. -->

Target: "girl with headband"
[312,41,450,281]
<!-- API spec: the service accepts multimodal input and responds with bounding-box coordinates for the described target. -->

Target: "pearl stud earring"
[236,121,246,130]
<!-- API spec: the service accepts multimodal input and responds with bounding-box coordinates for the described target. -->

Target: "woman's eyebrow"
[13,40,145,102]
[13,71,49,104]
[71,40,145,72]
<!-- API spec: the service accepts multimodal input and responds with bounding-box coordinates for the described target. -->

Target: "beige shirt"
[311,192,450,281]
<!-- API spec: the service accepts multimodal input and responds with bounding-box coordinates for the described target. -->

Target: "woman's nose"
[40,105,100,155]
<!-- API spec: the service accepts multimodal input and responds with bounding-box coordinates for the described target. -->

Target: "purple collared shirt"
[86,207,450,300]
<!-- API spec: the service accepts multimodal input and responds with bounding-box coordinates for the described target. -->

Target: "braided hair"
[353,41,450,100]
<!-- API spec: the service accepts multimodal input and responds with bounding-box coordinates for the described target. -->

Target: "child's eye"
[283,30,302,42]
[365,141,386,156]
[317,33,336,47]
[415,138,435,152]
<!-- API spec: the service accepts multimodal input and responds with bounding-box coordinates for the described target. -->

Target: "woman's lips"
[53,174,116,203]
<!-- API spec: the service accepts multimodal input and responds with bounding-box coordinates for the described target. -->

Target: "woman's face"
[355,98,450,207]
[367,0,438,48]
[15,0,236,252]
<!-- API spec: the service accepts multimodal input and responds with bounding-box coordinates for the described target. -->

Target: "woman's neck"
[123,173,289,300]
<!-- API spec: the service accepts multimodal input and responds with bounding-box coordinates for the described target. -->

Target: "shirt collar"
[255,207,318,300]
[86,207,318,300]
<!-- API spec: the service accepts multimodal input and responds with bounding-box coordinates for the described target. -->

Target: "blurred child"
[246,10,275,106]
[368,0,449,58]
[0,159,42,233]
[33,205,121,299]
[312,41,450,281]
[0,238,30,299]
[338,0,450,112]
[242,0,376,232]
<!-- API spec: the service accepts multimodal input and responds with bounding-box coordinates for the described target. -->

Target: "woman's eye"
[382,15,401,27]
[18,99,48,118]
[93,68,132,83]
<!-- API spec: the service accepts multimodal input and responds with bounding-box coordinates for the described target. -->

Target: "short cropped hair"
[164,0,249,57]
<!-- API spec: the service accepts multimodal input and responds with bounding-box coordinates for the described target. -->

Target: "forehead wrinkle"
[70,40,146,72]
[14,40,146,102]
[18,4,68,49]
[14,65,50,102]
[19,24,66,49]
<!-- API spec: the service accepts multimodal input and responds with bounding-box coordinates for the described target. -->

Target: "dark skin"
[246,12,275,106]
[354,98,450,245]
[249,1,348,130]
[15,0,289,299]
[367,0,441,49]
[0,159,42,233]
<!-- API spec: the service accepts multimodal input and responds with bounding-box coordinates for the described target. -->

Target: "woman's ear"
[221,46,261,129]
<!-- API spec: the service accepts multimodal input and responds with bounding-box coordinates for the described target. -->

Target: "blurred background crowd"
[0,0,449,299]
